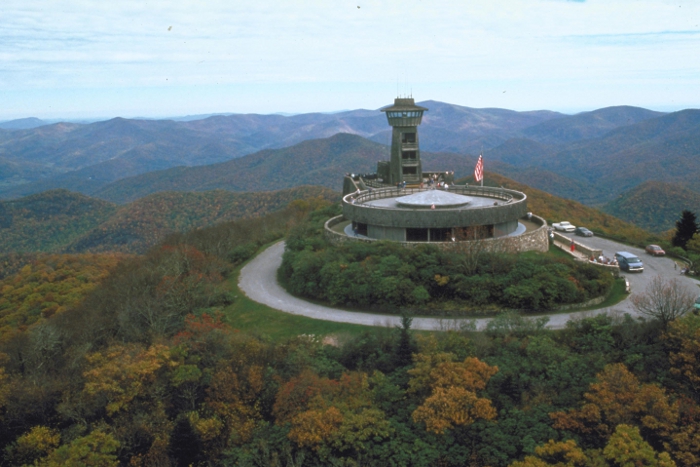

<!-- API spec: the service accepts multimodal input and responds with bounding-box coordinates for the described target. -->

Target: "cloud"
[0,0,698,118]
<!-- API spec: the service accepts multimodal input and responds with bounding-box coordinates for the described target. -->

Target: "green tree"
[394,314,417,368]
[672,210,698,249]
[36,430,119,467]
[603,424,676,467]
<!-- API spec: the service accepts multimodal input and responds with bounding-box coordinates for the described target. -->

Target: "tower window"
[402,166,417,175]
[402,150,417,160]
[402,133,416,143]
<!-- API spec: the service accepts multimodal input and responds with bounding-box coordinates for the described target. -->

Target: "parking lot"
[559,232,700,300]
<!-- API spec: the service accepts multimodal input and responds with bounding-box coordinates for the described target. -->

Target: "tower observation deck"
[379,98,427,186]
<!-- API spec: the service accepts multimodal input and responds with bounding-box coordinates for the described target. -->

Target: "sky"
[1,0,699,120]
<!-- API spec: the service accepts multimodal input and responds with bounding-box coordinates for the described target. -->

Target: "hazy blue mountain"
[370,101,562,154]
[522,106,665,145]
[534,109,700,201]
[2,102,697,208]
[94,133,393,203]
[483,138,560,166]
[0,101,563,199]
[0,117,48,130]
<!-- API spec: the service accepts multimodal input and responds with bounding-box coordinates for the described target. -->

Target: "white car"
[552,221,576,232]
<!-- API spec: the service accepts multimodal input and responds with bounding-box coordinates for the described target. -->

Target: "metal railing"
[343,185,523,211]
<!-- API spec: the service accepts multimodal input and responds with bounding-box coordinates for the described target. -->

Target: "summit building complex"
[328,97,549,252]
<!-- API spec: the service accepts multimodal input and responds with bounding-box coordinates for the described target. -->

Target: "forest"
[0,201,699,466]
[0,186,338,255]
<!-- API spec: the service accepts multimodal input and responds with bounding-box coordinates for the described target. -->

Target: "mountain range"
[602,181,700,233]
[1,101,698,233]
[0,186,337,254]
[0,101,563,198]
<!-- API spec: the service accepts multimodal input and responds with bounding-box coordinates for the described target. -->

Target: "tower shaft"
[381,98,427,186]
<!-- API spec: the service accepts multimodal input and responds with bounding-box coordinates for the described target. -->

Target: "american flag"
[474,154,484,182]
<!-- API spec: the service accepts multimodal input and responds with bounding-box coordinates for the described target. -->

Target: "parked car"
[645,244,666,256]
[615,251,644,272]
[574,227,594,237]
[695,295,700,311]
[552,221,576,232]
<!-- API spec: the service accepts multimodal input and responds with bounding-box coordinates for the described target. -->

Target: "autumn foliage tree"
[509,426,677,467]
[409,352,498,434]
[551,363,679,450]
[664,313,700,395]
[273,369,392,460]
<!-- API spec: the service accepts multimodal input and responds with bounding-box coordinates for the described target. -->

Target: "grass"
[221,243,373,341]
[547,243,575,259]
[222,240,630,340]
[576,277,628,311]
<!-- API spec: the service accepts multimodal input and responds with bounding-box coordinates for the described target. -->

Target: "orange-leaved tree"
[550,363,678,449]
[664,313,700,395]
[273,370,392,457]
[82,343,176,416]
[409,352,498,434]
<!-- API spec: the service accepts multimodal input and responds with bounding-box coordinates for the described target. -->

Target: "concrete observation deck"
[327,185,549,252]
[342,185,528,230]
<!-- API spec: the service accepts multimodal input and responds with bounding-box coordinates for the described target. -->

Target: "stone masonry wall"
[324,214,549,253]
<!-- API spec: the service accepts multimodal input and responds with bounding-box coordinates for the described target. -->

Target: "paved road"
[239,240,700,331]
[560,232,698,298]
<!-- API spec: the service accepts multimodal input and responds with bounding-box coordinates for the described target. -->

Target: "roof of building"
[380,98,429,112]
[395,189,472,208]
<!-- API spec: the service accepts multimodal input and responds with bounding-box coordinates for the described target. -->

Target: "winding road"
[239,240,700,331]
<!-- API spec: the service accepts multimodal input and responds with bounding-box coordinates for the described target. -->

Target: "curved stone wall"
[342,186,528,229]
[324,214,549,253]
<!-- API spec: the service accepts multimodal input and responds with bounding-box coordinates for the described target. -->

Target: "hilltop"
[0,186,339,254]
[489,109,700,204]
[476,172,655,246]
[602,181,700,233]
[521,106,665,145]
[93,133,388,203]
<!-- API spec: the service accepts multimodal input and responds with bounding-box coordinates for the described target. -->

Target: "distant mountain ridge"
[602,181,700,233]
[0,101,564,199]
[0,117,47,130]
[521,106,665,145]
[0,186,338,254]
[3,101,699,229]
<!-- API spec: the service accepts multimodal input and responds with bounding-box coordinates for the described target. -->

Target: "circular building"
[343,185,528,242]
[330,97,549,252]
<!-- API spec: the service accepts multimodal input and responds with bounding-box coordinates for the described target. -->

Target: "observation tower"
[379,98,427,186]
[331,98,548,252]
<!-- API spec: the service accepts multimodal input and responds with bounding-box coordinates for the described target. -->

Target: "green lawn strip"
[222,244,373,341]
[274,245,627,320]
[547,243,575,259]
[223,240,628,339]
[560,276,628,312]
